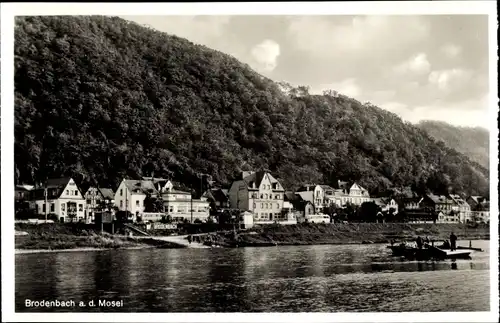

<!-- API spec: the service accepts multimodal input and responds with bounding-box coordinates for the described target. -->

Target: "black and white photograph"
[1,1,498,322]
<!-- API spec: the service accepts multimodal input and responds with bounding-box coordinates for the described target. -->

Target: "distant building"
[403,209,437,224]
[114,179,159,222]
[29,177,86,223]
[372,198,399,214]
[15,184,34,201]
[448,194,471,223]
[396,197,422,211]
[296,184,326,212]
[228,171,285,223]
[160,180,210,223]
[84,187,115,223]
[202,187,230,211]
[285,192,315,221]
[421,193,459,223]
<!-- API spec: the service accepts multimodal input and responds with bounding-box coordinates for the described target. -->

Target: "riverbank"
[14,223,186,251]
[14,222,489,251]
[229,223,490,247]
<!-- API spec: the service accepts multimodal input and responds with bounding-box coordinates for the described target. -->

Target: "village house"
[466,196,489,224]
[29,177,86,223]
[114,179,159,222]
[335,182,371,206]
[296,184,326,212]
[321,185,336,206]
[159,180,210,223]
[420,193,459,223]
[285,192,315,223]
[84,187,115,223]
[372,198,399,214]
[396,197,423,211]
[228,171,285,223]
[202,187,230,212]
[15,184,34,201]
[448,194,471,223]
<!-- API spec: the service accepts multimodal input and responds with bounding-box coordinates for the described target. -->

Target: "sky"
[122,15,490,128]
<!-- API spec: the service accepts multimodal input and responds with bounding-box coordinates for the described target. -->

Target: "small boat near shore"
[387,241,482,260]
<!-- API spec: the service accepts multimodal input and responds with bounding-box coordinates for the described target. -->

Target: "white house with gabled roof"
[29,177,86,222]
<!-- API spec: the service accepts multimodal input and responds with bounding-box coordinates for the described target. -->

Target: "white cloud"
[393,53,431,75]
[287,16,430,60]
[441,43,462,58]
[250,39,281,73]
[428,68,473,91]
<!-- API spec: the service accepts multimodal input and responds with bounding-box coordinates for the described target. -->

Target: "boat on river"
[387,241,482,260]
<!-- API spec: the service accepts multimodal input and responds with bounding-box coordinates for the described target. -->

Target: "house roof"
[284,191,300,202]
[426,193,455,204]
[241,171,283,191]
[202,188,228,203]
[123,180,159,195]
[449,194,469,206]
[297,184,317,192]
[320,185,334,191]
[46,177,72,189]
[30,177,79,200]
[99,188,115,200]
[15,185,33,191]
[469,195,488,204]
[349,183,370,196]
[372,198,387,206]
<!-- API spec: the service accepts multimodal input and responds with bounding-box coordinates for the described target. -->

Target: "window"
[74,190,78,196]
[120,200,123,208]
[87,199,91,204]
[260,194,263,199]
[265,194,268,199]
[136,200,139,207]
[42,204,46,212]
[120,189,123,196]
[78,204,83,212]
[50,203,55,212]
[169,207,174,213]
[61,203,65,211]
[66,190,69,195]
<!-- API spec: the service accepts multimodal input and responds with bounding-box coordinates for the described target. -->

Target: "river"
[15,240,490,312]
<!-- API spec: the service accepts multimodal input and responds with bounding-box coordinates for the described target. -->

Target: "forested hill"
[417,120,489,170]
[14,16,489,197]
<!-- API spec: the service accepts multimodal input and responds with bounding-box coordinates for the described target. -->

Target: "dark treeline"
[14,16,489,197]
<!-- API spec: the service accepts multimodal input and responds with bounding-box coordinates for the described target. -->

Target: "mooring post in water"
[469,240,472,248]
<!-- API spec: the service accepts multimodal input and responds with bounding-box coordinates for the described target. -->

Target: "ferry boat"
[387,241,482,260]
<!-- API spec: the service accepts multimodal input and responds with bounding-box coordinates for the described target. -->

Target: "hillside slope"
[14,16,489,197]
[417,120,489,169]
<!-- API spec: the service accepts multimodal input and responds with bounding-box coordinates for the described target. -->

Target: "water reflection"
[16,240,490,312]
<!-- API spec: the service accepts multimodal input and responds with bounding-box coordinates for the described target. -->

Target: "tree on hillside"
[13,15,489,197]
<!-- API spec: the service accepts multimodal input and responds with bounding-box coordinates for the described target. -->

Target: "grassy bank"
[232,223,490,247]
[15,223,185,250]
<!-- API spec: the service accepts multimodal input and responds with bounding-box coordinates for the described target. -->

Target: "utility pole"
[190,183,193,223]
[44,176,48,222]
